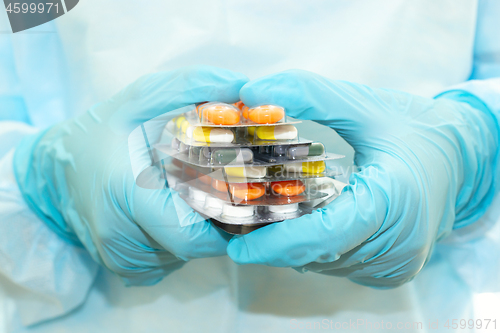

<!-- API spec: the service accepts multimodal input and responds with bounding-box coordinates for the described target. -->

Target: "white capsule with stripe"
[255,125,298,140]
[187,126,234,143]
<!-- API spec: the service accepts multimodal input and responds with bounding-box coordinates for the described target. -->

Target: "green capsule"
[212,148,253,165]
[286,143,325,159]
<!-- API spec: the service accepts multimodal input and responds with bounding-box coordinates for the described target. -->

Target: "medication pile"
[157,102,345,234]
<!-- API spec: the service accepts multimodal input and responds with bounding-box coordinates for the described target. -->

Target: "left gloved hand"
[227,70,499,288]
[14,66,248,286]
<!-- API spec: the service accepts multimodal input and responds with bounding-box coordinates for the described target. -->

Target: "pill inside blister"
[175,116,187,129]
[200,103,241,125]
[172,158,184,169]
[171,137,180,150]
[247,126,256,136]
[179,142,189,154]
[212,178,229,192]
[198,173,212,185]
[195,102,208,115]
[188,126,234,143]
[248,105,285,124]
[229,183,266,200]
[224,166,267,178]
[203,196,224,214]
[284,161,326,174]
[255,125,297,141]
[268,203,299,214]
[222,204,255,218]
[271,180,306,196]
[212,148,253,165]
[287,143,325,159]
[233,101,251,119]
[183,165,198,179]
[189,187,207,202]
[172,116,191,134]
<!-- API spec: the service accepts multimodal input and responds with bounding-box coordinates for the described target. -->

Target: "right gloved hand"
[14,66,248,286]
[228,69,499,288]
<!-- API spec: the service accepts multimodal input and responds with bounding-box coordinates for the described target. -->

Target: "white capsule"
[166,175,179,189]
[166,119,176,133]
[255,125,298,141]
[190,127,234,143]
[189,187,207,202]
[268,203,299,214]
[203,196,224,214]
[222,204,255,218]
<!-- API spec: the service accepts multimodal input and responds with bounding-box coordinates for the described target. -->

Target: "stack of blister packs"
[154,102,346,234]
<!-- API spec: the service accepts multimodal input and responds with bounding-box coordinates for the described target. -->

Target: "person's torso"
[12,2,500,332]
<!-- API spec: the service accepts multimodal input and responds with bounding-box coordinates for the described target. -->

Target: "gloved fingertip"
[292,266,309,274]
[227,236,251,264]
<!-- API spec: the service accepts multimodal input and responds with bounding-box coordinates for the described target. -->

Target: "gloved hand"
[14,66,248,286]
[227,70,499,288]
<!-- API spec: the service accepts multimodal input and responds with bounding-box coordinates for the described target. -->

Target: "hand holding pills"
[226,69,499,288]
[15,66,250,286]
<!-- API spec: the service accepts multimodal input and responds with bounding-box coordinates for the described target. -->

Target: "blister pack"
[159,139,343,168]
[163,102,303,146]
[128,103,348,234]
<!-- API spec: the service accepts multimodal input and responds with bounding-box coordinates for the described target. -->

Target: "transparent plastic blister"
[163,102,303,146]
[165,158,341,183]
[165,168,329,206]
[164,123,304,146]
[158,139,344,168]
[168,175,346,234]
[194,102,296,126]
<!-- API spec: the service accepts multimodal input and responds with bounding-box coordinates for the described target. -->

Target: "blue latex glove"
[14,66,248,286]
[228,70,499,288]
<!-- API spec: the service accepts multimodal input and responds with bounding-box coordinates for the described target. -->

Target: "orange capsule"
[202,104,240,125]
[271,180,305,196]
[183,165,198,178]
[198,173,212,185]
[234,101,249,118]
[248,105,285,124]
[196,102,208,115]
[233,101,244,110]
[172,158,183,169]
[229,183,266,201]
[242,106,249,119]
[212,178,229,192]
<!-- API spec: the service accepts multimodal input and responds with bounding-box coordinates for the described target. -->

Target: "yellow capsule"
[302,161,326,174]
[247,126,256,136]
[223,166,267,178]
[175,116,186,129]
[180,120,190,133]
[284,161,325,174]
[255,125,297,140]
[190,127,234,143]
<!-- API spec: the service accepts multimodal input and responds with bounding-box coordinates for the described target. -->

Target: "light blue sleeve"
[0,122,99,328]
[441,0,500,215]
[0,35,30,123]
[438,0,500,227]
[470,0,500,80]
[0,21,99,327]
